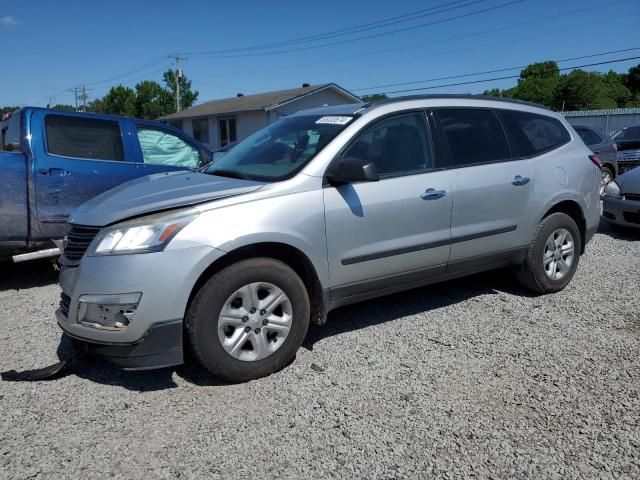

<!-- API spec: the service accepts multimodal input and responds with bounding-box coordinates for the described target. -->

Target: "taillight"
[589,155,602,169]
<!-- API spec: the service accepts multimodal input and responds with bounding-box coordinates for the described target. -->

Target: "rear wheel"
[515,213,582,294]
[185,258,310,382]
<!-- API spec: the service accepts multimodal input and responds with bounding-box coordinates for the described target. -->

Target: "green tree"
[50,104,76,111]
[510,61,561,108]
[482,88,505,97]
[625,64,640,95]
[1,106,20,116]
[552,70,616,111]
[100,85,137,117]
[133,80,165,119]
[162,69,198,113]
[361,93,388,102]
[602,70,630,107]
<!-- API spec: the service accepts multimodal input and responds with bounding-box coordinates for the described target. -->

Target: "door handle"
[39,168,71,176]
[421,188,447,200]
[512,175,530,186]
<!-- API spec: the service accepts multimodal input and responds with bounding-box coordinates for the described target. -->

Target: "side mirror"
[327,157,379,185]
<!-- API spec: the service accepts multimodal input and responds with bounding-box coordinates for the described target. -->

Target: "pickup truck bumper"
[56,245,224,370]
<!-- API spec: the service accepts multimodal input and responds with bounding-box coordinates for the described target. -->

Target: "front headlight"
[604,181,623,200]
[87,208,198,256]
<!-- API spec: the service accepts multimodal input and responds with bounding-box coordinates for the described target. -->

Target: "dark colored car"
[603,166,640,229]
[611,125,640,174]
[574,125,618,195]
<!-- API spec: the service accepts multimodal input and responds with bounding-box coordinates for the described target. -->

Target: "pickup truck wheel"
[185,258,310,382]
[515,213,582,294]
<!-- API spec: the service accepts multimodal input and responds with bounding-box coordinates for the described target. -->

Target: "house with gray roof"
[160,83,362,149]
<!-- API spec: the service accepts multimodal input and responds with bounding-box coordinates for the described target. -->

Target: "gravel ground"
[1,222,639,479]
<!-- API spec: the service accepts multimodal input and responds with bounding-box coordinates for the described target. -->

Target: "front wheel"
[515,213,582,294]
[185,258,310,382]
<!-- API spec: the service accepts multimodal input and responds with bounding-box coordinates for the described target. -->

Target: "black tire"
[185,258,310,382]
[515,213,582,294]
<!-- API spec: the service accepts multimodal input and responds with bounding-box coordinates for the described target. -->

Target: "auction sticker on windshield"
[315,116,353,125]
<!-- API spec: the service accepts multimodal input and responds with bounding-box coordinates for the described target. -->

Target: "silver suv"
[57,95,601,382]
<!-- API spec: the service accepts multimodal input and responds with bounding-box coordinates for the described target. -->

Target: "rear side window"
[435,109,510,167]
[498,110,570,157]
[45,115,124,161]
[575,128,602,146]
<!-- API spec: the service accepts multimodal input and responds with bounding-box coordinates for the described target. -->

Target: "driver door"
[323,112,453,301]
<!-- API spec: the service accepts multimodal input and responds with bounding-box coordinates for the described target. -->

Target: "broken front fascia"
[76,293,142,331]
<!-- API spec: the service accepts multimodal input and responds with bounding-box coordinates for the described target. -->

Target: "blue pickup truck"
[0,107,211,262]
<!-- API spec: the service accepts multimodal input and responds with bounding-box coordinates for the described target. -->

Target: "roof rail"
[367,94,548,111]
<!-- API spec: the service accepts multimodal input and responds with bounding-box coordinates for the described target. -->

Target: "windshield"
[612,125,640,142]
[205,114,354,181]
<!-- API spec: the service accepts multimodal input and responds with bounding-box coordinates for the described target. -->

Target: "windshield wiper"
[208,169,249,180]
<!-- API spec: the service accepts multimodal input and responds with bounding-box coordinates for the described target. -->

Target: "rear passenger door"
[433,108,534,265]
[31,111,140,240]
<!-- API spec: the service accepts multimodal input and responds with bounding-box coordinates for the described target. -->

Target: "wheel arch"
[186,242,327,326]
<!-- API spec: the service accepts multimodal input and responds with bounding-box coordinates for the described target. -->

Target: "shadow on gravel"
[597,219,639,241]
[0,259,58,292]
[43,268,535,390]
[303,267,535,351]
[53,334,229,391]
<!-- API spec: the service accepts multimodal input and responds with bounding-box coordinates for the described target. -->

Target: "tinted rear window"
[498,110,570,157]
[45,115,124,161]
[436,109,510,167]
[575,128,602,146]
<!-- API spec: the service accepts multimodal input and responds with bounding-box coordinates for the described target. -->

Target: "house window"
[192,118,209,143]
[168,120,182,131]
[219,117,237,147]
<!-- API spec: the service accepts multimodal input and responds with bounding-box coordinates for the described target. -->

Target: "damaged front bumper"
[56,245,224,370]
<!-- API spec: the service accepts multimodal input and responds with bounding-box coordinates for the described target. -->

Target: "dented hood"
[70,170,265,226]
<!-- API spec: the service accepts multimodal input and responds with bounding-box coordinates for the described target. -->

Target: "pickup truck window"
[1,114,21,152]
[136,127,201,167]
[45,115,124,161]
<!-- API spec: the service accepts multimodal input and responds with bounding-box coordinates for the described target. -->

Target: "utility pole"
[44,96,55,108]
[78,85,89,112]
[169,55,187,113]
[67,87,79,111]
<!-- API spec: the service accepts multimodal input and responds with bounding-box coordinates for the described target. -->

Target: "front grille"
[624,193,640,202]
[622,211,640,225]
[63,225,101,262]
[59,292,71,317]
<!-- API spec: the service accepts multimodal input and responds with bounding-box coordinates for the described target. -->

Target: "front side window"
[436,109,510,167]
[342,112,433,176]
[136,128,201,167]
[192,118,209,143]
[219,117,237,147]
[206,114,355,181]
[45,115,124,161]
[498,110,570,157]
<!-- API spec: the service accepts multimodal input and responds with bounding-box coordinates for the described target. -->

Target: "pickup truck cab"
[0,107,211,262]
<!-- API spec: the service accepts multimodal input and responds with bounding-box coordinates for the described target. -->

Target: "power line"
[375,55,640,95]
[353,47,640,91]
[82,56,169,87]
[180,0,486,56]
[184,0,525,59]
